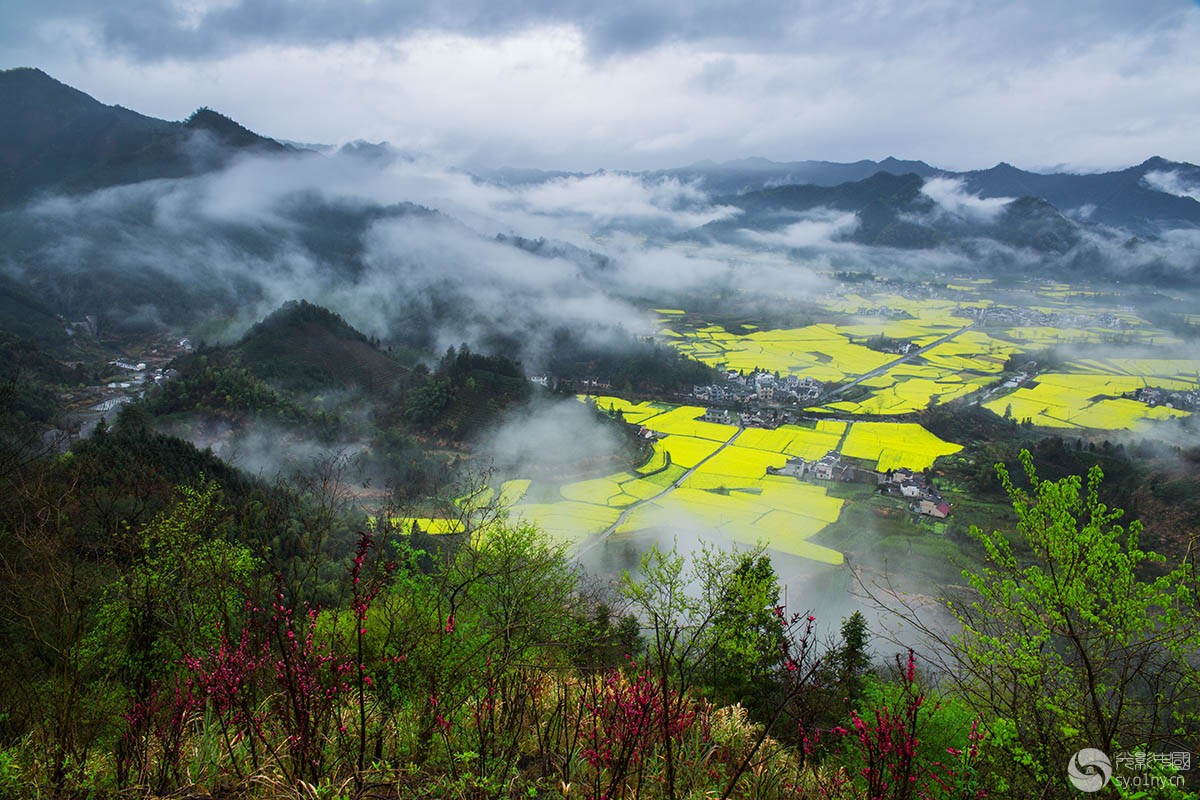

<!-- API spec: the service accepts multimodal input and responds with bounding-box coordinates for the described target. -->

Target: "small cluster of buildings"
[878,468,951,519]
[870,338,917,355]
[692,370,824,407]
[699,406,805,430]
[107,359,180,388]
[1127,386,1200,412]
[769,454,952,519]
[849,304,915,318]
[68,336,193,439]
[770,451,871,483]
[956,304,1131,332]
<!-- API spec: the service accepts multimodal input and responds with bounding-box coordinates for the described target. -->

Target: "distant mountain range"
[651,156,1200,228]
[695,171,1084,254]
[5,65,1199,235]
[2,65,1200,347]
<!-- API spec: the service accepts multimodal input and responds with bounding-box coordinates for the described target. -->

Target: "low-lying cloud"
[738,208,860,249]
[505,172,740,231]
[7,141,1200,378]
[1143,170,1200,203]
[477,396,628,479]
[921,177,1013,222]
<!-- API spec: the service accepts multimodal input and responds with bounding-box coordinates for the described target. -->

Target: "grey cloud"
[6,0,1190,62]
[5,2,1198,174]
[6,0,792,60]
[8,140,1200,372]
[691,58,737,92]
[9,149,757,365]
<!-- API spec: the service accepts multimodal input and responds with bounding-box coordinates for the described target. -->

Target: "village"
[1127,385,1200,412]
[767,452,951,519]
[954,303,1135,332]
[55,328,192,441]
[692,369,824,408]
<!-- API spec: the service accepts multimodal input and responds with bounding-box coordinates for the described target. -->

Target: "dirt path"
[579,426,746,551]
[816,322,976,404]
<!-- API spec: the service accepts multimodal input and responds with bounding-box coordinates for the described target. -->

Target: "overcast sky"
[5,1,1200,172]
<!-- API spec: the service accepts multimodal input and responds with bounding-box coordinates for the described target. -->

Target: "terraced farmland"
[495,400,964,563]
[402,285,1197,565]
[662,307,1019,415]
[660,290,1199,427]
[983,373,1192,430]
[840,422,962,470]
[665,322,894,381]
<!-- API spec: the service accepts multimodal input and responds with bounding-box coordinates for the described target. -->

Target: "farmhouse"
[700,407,735,424]
[771,457,808,478]
[918,498,951,518]
[813,451,854,481]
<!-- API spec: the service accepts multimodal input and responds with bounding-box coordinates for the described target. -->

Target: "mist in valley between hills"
[6,132,1200,645]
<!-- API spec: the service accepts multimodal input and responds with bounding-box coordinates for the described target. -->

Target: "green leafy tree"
[89,481,259,692]
[619,542,827,799]
[835,610,871,706]
[944,450,1200,795]
[704,552,785,711]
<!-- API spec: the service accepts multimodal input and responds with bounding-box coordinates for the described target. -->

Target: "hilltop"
[233,300,404,395]
[0,67,292,205]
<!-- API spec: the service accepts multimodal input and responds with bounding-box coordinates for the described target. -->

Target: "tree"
[704,552,786,711]
[834,610,871,705]
[93,481,258,693]
[619,543,826,800]
[943,450,1200,794]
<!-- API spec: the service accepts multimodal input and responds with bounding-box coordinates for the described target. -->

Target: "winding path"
[816,321,976,404]
[578,426,745,553]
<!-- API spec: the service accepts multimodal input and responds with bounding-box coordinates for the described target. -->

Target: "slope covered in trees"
[0,438,1196,797]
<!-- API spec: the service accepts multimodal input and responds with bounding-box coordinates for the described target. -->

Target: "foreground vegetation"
[3,287,1200,798]
[1,408,1197,799]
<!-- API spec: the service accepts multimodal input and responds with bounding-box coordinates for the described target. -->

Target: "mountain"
[0,273,73,348]
[0,67,292,205]
[648,156,941,195]
[700,171,942,248]
[233,300,404,395]
[3,67,1200,348]
[0,68,175,205]
[960,157,1200,232]
[654,155,1200,235]
[140,301,408,440]
[473,157,943,197]
[701,169,1083,254]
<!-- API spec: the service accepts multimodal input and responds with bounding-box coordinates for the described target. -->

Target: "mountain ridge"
[0,66,293,205]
